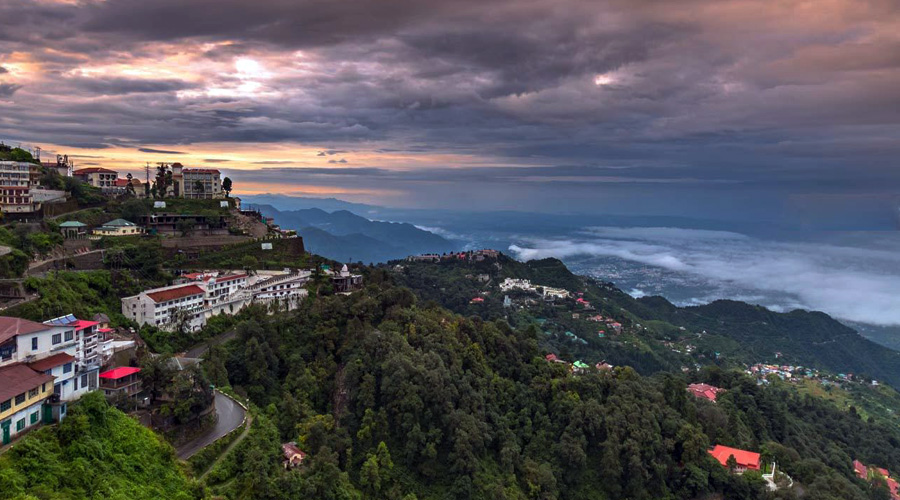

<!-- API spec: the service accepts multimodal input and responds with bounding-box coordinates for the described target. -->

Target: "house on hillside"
[93,219,142,237]
[99,366,142,399]
[59,220,88,239]
[73,167,118,191]
[332,264,363,293]
[687,383,726,402]
[282,442,307,469]
[709,445,761,473]
[121,284,206,331]
[0,363,55,445]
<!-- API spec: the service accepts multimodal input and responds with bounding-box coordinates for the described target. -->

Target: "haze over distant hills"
[254,203,458,263]
[243,193,900,350]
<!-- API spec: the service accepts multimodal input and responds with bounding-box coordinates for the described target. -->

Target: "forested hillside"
[195,272,899,500]
[391,255,900,388]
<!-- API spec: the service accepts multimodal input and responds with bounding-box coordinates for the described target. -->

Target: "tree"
[176,218,195,236]
[242,255,258,274]
[139,354,176,405]
[193,180,204,195]
[154,163,170,199]
[125,173,136,197]
[726,454,738,472]
[222,176,233,197]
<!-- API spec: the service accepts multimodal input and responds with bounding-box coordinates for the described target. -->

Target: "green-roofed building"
[59,220,88,239]
[93,218,142,237]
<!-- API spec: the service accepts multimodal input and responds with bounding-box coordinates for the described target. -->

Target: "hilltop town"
[0,143,897,500]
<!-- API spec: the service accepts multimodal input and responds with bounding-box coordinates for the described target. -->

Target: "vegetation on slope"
[0,392,199,500]
[194,272,899,500]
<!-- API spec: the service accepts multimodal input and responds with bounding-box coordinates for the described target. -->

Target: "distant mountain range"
[254,204,458,263]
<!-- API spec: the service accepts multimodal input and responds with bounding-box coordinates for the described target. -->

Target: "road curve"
[176,391,246,460]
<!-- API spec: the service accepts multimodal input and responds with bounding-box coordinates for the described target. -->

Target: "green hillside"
[0,393,197,500]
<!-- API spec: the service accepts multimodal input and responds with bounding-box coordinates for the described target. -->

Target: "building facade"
[93,219,142,237]
[121,284,206,330]
[171,164,223,199]
[0,162,40,214]
[73,167,118,190]
[0,363,54,445]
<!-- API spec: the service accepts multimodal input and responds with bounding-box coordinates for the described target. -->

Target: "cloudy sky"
[2,0,899,222]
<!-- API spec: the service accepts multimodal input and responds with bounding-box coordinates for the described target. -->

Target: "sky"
[1,0,900,223]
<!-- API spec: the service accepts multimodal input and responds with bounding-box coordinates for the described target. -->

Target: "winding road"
[176,391,246,460]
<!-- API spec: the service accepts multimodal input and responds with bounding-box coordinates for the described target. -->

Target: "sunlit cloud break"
[509,227,900,327]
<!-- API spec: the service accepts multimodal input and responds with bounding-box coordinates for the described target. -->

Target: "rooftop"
[27,352,75,372]
[59,220,87,228]
[0,316,51,345]
[0,363,55,402]
[146,284,205,303]
[73,167,117,174]
[100,218,137,227]
[708,445,761,470]
[99,366,141,380]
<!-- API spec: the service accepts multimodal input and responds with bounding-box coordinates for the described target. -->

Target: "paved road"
[184,329,239,358]
[176,391,245,459]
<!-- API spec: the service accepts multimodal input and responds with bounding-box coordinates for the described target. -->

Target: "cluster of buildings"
[498,277,572,301]
[72,163,224,199]
[122,265,362,332]
[854,460,899,499]
[0,314,136,444]
[122,269,312,332]
[0,154,227,216]
[407,249,500,263]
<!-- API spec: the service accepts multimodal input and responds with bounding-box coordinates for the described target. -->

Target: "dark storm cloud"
[67,77,195,95]
[138,147,187,154]
[0,83,22,97]
[1,0,900,218]
[0,66,7,74]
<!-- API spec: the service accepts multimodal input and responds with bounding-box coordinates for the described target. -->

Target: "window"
[52,333,61,345]
[31,337,37,350]
[27,388,38,399]
[16,418,24,431]
[63,363,72,374]
[64,331,73,342]
[41,383,46,392]
[30,412,38,424]
[14,393,25,405]
[60,404,66,415]
[73,377,78,391]
[81,374,88,387]
[0,399,10,412]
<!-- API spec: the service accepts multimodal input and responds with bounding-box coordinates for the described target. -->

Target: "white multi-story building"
[0,162,40,213]
[203,273,248,304]
[121,284,206,331]
[123,270,310,332]
[171,164,223,199]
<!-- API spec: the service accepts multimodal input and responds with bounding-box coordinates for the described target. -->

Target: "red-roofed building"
[886,477,899,500]
[688,383,726,402]
[709,445,761,473]
[99,366,142,398]
[122,284,206,331]
[282,442,307,469]
[470,297,484,304]
[854,460,868,480]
